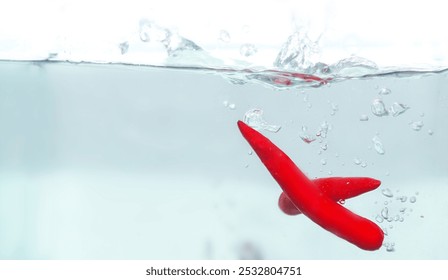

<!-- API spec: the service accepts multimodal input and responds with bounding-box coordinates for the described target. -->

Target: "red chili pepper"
[279,177,381,215]
[237,121,384,251]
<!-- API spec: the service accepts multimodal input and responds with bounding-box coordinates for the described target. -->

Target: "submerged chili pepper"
[237,120,384,251]
[279,177,381,215]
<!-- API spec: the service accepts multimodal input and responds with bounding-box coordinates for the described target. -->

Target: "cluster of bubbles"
[243,108,281,133]
[374,187,420,252]
[369,88,410,118]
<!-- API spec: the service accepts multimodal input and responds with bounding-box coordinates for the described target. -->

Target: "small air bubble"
[381,207,389,219]
[248,150,253,155]
[354,158,361,165]
[371,99,389,117]
[385,242,395,252]
[320,159,327,165]
[223,100,229,107]
[228,103,236,110]
[410,120,424,131]
[360,114,369,121]
[382,188,393,198]
[360,162,367,168]
[375,215,384,223]
[372,135,385,155]
[378,88,391,95]
[428,129,434,135]
[389,102,409,117]
[409,196,417,203]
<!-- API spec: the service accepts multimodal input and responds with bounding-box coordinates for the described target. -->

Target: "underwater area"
[0,0,447,260]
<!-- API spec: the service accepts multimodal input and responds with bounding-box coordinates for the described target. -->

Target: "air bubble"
[410,120,424,131]
[409,196,417,203]
[398,196,407,202]
[382,188,393,198]
[320,159,327,165]
[360,114,369,121]
[228,103,236,110]
[381,207,389,219]
[372,135,385,155]
[243,108,281,133]
[360,162,367,168]
[240,43,258,57]
[378,88,391,95]
[371,99,389,117]
[299,126,316,144]
[375,215,384,223]
[428,129,434,135]
[354,158,361,165]
[385,242,395,252]
[389,102,409,117]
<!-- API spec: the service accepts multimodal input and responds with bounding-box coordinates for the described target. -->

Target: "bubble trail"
[237,120,384,251]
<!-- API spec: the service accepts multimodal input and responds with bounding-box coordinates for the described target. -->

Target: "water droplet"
[338,199,345,205]
[248,150,253,155]
[398,196,407,202]
[399,217,404,222]
[371,99,389,117]
[119,41,129,55]
[382,227,388,235]
[394,215,400,221]
[382,188,393,198]
[273,31,316,70]
[428,129,434,135]
[379,88,391,95]
[228,103,236,110]
[389,102,410,117]
[387,217,393,222]
[139,19,170,43]
[375,215,384,223]
[360,162,367,168]
[410,120,424,131]
[320,159,327,165]
[399,207,406,213]
[409,196,417,203]
[372,135,385,155]
[219,30,231,43]
[360,114,369,121]
[381,207,389,219]
[306,102,312,109]
[223,100,229,107]
[328,171,333,175]
[321,143,328,151]
[243,108,281,133]
[354,158,361,165]
[240,43,257,57]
